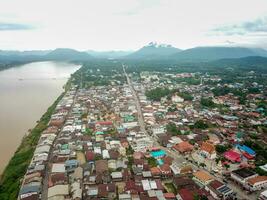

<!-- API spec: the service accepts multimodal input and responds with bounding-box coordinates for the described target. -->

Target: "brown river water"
[0,61,80,173]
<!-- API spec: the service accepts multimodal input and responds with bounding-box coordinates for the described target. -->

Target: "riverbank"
[0,83,69,200]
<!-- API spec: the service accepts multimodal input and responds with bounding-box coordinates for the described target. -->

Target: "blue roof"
[19,185,40,195]
[65,159,78,166]
[236,144,256,155]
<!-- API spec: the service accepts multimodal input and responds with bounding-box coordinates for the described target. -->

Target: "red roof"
[224,150,241,162]
[160,164,172,173]
[96,121,113,125]
[155,179,164,190]
[85,151,95,161]
[173,141,193,153]
[164,193,176,199]
[178,188,194,200]
[150,167,161,175]
[209,180,224,190]
[243,152,254,160]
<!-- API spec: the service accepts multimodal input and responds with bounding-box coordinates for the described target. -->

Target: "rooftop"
[232,168,256,179]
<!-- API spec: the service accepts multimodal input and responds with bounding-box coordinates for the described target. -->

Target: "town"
[18,63,267,200]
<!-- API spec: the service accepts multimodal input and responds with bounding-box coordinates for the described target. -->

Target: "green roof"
[95,131,104,135]
[61,144,69,150]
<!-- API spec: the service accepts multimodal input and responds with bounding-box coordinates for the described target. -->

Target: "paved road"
[123,65,253,200]
[123,65,147,134]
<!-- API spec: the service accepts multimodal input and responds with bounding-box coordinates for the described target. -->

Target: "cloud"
[212,17,267,35]
[0,23,33,31]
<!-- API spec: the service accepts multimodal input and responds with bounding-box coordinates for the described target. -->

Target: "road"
[123,65,147,134]
[41,90,77,200]
[123,65,253,200]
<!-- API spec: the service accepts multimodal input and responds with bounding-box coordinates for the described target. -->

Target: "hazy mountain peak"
[125,42,181,59]
[146,42,174,48]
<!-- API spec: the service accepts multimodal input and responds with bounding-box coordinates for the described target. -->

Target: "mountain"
[0,50,52,56]
[124,42,182,60]
[169,47,267,61]
[87,50,133,59]
[45,48,93,61]
[209,56,267,72]
[212,56,267,66]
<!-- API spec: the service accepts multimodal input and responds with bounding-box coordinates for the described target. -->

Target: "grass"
[164,182,177,194]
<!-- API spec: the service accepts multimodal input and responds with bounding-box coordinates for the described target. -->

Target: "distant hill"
[212,56,267,66]
[0,50,51,56]
[45,48,93,61]
[169,47,267,61]
[0,48,93,63]
[124,42,182,60]
[87,50,133,59]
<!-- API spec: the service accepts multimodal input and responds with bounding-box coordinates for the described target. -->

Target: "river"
[0,61,80,173]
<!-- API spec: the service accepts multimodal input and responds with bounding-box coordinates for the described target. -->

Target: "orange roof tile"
[247,176,267,185]
[173,141,193,153]
[200,142,215,154]
[193,170,213,182]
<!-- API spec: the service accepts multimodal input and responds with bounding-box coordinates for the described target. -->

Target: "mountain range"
[0,43,267,64]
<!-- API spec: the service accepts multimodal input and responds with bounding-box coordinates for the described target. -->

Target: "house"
[49,173,67,187]
[47,184,69,199]
[152,125,166,136]
[133,152,144,160]
[171,94,184,103]
[98,184,108,199]
[51,163,66,173]
[107,183,116,199]
[158,134,171,147]
[173,141,193,154]
[205,180,234,200]
[73,166,83,180]
[224,150,241,163]
[159,164,172,177]
[150,167,161,178]
[199,142,216,159]
[119,194,131,200]
[19,185,41,200]
[111,172,123,182]
[20,193,39,200]
[176,188,194,200]
[96,160,108,174]
[247,176,267,191]
[230,168,257,186]
[85,151,95,162]
[259,190,267,200]
[235,144,256,159]
[193,170,214,186]
[65,159,79,173]
[170,164,194,175]
[71,181,82,199]
[173,176,199,191]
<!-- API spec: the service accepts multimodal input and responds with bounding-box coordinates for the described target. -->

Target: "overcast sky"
[1,0,267,51]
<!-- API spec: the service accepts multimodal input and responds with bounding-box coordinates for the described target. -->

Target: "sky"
[0,0,267,51]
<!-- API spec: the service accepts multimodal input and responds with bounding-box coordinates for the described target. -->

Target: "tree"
[215,144,230,154]
[166,122,181,135]
[145,87,171,101]
[147,157,158,167]
[224,164,230,170]
[200,97,216,108]
[126,146,134,156]
[193,120,209,129]
[179,92,193,101]
[199,163,206,168]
